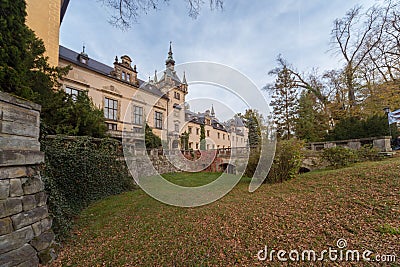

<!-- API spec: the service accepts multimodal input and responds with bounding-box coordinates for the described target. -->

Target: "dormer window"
[78,45,89,64]
[113,55,137,84]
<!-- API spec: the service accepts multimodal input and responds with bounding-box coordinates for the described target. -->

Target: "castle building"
[25,0,248,150]
[58,44,248,149]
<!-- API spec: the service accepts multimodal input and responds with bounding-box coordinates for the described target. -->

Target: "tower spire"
[165,41,175,70]
[154,70,158,83]
[182,71,187,84]
[211,104,215,117]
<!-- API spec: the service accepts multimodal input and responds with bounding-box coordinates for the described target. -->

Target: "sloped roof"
[59,45,167,99]
[158,68,182,87]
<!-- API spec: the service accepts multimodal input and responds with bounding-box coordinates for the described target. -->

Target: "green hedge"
[322,145,382,169]
[41,136,135,239]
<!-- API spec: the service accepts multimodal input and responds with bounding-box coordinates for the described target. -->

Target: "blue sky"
[60,0,377,120]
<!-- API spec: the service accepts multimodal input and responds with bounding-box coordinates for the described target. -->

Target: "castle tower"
[165,41,175,70]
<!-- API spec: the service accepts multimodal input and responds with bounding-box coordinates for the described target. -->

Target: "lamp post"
[383,107,392,138]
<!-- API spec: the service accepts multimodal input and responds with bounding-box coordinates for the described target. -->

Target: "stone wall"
[0,92,55,266]
[307,136,392,152]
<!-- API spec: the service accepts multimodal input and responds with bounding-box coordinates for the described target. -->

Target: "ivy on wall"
[41,136,135,239]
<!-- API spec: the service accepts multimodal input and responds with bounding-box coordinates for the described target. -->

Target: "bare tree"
[330,4,389,108]
[99,0,223,29]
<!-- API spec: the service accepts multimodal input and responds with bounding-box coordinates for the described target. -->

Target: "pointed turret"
[165,41,175,70]
[182,71,187,85]
[154,70,158,83]
[211,105,215,117]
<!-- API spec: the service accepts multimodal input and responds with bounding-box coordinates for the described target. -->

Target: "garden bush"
[41,136,135,239]
[356,144,382,162]
[266,139,305,183]
[322,146,357,168]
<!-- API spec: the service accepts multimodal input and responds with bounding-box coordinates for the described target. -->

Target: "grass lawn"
[50,158,399,266]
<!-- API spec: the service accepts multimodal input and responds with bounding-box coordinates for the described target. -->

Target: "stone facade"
[0,92,56,266]
[26,0,62,67]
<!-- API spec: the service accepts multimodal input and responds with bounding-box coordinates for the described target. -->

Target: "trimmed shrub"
[356,144,382,162]
[41,136,135,239]
[322,146,357,168]
[267,139,305,183]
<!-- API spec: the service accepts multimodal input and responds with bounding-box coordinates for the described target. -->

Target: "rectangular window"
[127,73,131,82]
[65,87,79,101]
[188,127,192,134]
[207,130,210,137]
[196,128,199,135]
[174,91,180,100]
[155,111,163,129]
[218,132,220,139]
[228,135,230,140]
[106,123,117,131]
[196,143,199,149]
[104,98,118,121]
[133,106,143,125]
[207,144,210,150]
[223,134,225,140]
[122,71,126,80]
[189,142,193,149]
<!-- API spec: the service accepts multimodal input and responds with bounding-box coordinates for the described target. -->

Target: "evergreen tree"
[0,0,62,99]
[180,131,189,150]
[326,114,398,141]
[295,91,328,142]
[268,67,298,139]
[145,124,162,149]
[200,124,206,150]
[0,0,107,137]
[239,109,262,147]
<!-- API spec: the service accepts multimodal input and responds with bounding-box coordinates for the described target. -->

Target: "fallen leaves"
[49,158,399,266]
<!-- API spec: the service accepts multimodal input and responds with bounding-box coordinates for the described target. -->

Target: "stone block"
[34,191,47,207]
[0,243,38,267]
[0,166,28,179]
[0,197,22,218]
[373,138,392,152]
[31,221,42,237]
[0,226,34,254]
[22,195,37,211]
[0,150,44,167]
[0,91,41,112]
[22,176,44,195]
[10,179,23,197]
[0,179,9,199]
[0,217,13,235]
[0,119,39,138]
[16,257,40,267]
[0,136,40,151]
[37,244,58,265]
[11,206,48,230]
[41,218,52,233]
[30,230,55,251]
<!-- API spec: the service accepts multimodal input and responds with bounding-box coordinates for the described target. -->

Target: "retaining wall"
[0,92,56,266]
